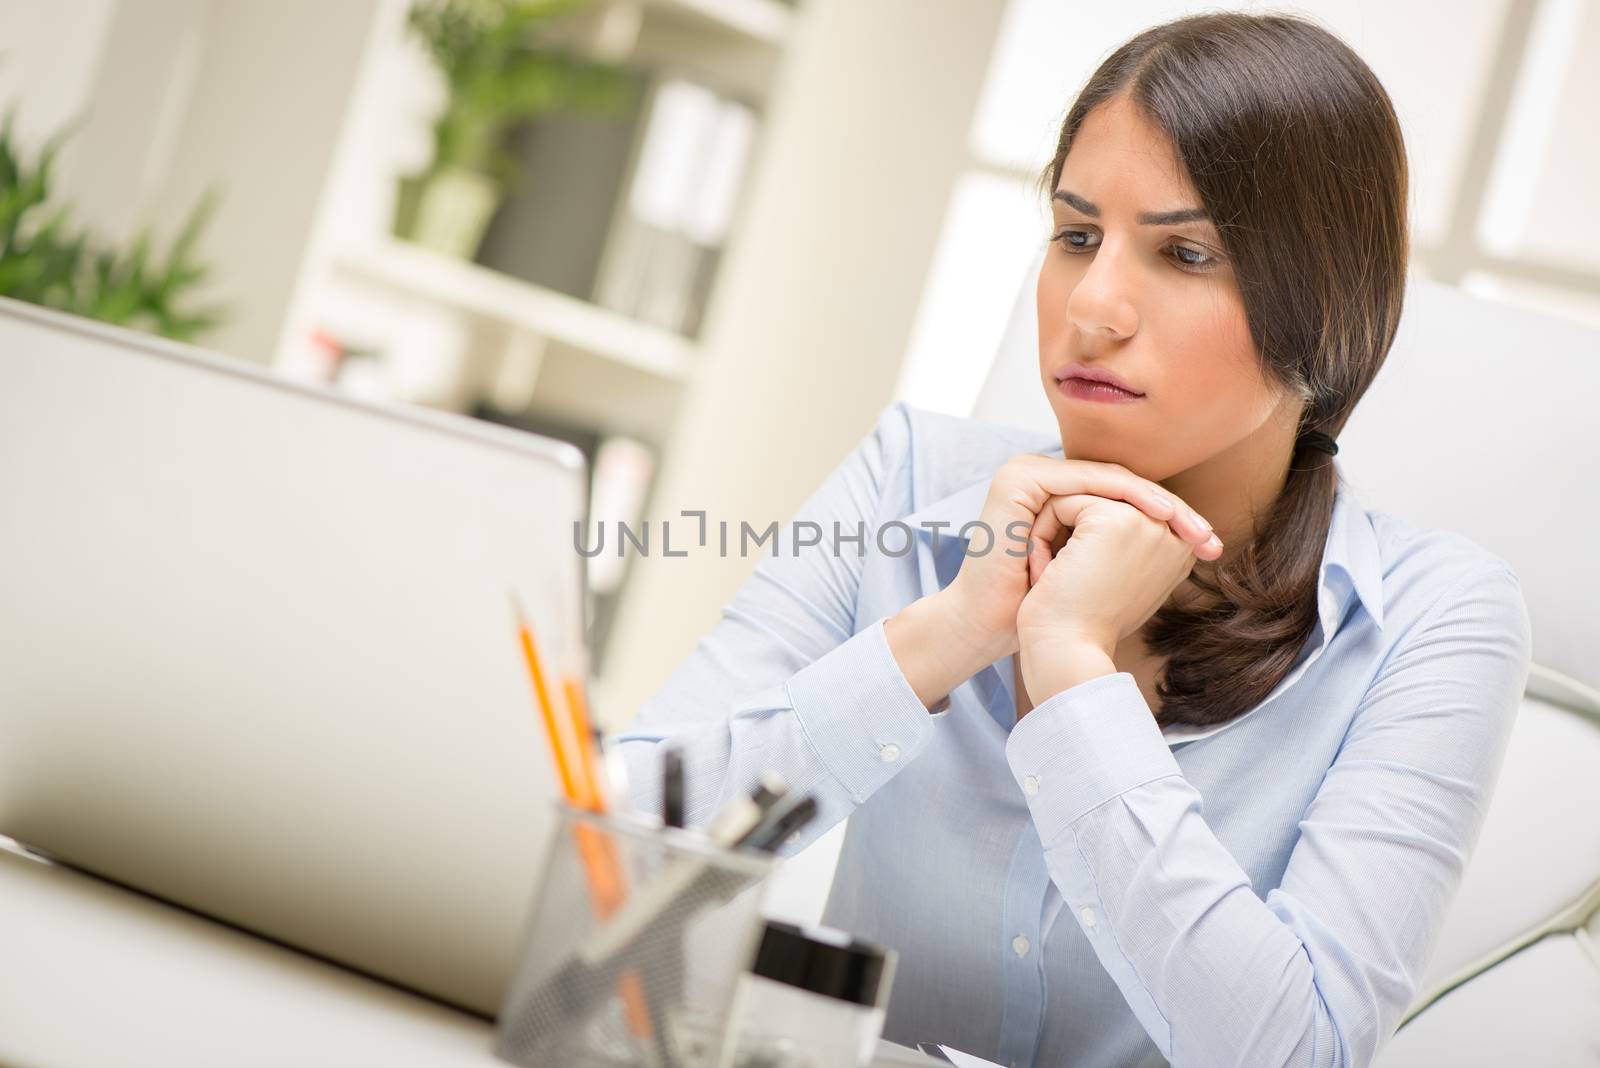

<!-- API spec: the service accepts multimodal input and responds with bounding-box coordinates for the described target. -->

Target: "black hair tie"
[1297,430,1339,457]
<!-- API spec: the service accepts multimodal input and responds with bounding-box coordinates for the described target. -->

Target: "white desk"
[0,841,945,1067]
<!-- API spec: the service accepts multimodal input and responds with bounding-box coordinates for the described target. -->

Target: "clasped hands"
[937,455,1223,717]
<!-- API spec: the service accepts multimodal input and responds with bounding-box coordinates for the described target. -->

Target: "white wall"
[0,0,119,226]
[1,0,385,364]
[140,0,384,363]
[0,2,116,143]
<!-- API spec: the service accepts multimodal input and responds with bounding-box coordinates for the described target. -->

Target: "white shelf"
[640,0,795,46]
[332,239,695,382]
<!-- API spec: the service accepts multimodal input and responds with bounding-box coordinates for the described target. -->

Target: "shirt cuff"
[784,616,942,803]
[1003,671,1182,846]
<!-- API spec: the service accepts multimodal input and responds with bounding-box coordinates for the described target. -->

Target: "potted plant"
[396,0,639,259]
[0,108,226,342]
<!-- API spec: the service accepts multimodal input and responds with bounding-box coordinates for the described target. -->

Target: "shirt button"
[1080,906,1098,929]
[879,743,901,763]
[1022,775,1040,796]
[1012,935,1030,957]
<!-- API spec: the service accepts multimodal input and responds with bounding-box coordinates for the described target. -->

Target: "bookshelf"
[332,239,694,383]
[636,0,795,47]
[261,0,802,676]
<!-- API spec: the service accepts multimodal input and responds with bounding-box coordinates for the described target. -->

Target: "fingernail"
[1152,493,1174,510]
[1206,534,1223,551]
[1192,512,1213,532]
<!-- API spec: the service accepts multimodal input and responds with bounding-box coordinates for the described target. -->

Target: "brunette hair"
[1037,13,1409,728]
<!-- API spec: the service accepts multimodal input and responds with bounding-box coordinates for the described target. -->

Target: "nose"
[1064,241,1139,340]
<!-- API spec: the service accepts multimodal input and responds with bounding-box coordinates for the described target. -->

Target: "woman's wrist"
[1018,636,1119,710]
[885,592,1002,711]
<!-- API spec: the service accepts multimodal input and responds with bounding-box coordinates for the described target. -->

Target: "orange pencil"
[561,674,606,813]
[513,593,584,805]
[511,592,653,1042]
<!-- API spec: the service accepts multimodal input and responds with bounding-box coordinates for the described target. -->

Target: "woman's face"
[1038,94,1299,481]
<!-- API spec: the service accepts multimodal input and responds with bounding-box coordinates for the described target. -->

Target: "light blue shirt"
[614,402,1533,1067]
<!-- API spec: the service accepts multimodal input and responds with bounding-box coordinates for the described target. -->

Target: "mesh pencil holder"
[495,801,778,1068]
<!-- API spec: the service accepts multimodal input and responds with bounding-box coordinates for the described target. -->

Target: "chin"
[1057,428,1136,468]
[1058,427,1180,482]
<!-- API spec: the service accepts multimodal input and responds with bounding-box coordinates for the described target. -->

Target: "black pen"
[745,793,819,854]
[662,745,685,829]
[578,774,787,967]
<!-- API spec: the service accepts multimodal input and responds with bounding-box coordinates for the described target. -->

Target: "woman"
[616,12,1532,1067]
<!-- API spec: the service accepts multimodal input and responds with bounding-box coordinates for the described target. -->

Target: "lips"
[1056,377,1144,404]
[1053,364,1144,396]
[1066,377,1140,397]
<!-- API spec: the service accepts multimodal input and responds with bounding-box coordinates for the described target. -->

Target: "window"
[895,0,1599,418]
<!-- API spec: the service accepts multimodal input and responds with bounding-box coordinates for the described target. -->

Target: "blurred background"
[2,0,1594,732]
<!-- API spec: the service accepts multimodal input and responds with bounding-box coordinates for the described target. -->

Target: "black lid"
[748,920,894,1007]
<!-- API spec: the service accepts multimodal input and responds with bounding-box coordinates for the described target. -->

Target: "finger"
[1030,499,1066,562]
[1049,520,1070,556]
[1009,455,1214,545]
[1026,500,1070,585]
[1033,493,1101,532]
[1032,479,1215,556]
[1042,492,1225,563]
[1028,528,1058,587]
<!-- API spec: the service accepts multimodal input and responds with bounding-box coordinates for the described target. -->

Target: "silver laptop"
[0,297,589,1017]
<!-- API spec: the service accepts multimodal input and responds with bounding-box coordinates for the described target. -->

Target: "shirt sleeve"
[610,401,951,857]
[1003,561,1533,1067]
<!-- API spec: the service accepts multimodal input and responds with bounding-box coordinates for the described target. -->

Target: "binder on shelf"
[595,76,758,337]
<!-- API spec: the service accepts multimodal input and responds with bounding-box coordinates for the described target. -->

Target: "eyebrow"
[1053,190,1210,226]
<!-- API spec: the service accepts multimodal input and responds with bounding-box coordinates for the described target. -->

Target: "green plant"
[405,0,639,186]
[0,107,227,343]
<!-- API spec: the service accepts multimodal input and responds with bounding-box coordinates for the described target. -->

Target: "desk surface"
[0,839,946,1067]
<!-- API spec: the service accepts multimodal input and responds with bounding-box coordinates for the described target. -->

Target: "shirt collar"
[1321,475,1386,631]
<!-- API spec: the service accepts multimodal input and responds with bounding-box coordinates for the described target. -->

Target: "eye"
[1165,243,1218,271]
[1050,227,1100,254]
[1050,227,1222,271]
